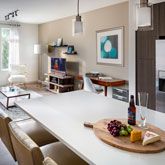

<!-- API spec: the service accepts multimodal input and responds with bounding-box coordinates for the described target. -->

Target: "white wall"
[0,23,38,86]
[19,23,38,83]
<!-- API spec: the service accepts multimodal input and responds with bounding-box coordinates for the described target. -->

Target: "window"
[0,27,19,70]
[1,28,10,70]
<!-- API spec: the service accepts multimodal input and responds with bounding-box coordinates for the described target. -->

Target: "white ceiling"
[0,0,128,24]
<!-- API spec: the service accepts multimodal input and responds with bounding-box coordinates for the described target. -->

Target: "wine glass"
[138,92,149,129]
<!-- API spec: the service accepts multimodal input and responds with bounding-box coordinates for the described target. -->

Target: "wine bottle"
[128,95,136,125]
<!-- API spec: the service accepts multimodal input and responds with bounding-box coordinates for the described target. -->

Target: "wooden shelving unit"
[48,45,68,53]
[48,45,78,55]
[63,52,77,55]
[47,73,74,93]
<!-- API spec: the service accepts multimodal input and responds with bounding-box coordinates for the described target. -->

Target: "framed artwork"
[96,26,124,66]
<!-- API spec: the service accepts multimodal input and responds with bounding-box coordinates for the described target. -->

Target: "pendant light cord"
[77,0,79,16]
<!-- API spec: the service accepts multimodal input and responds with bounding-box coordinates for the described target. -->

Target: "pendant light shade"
[137,6,151,27]
[136,0,152,29]
[74,0,83,34]
[74,15,83,33]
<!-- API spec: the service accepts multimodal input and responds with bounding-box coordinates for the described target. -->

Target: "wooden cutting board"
[84,119,165,153]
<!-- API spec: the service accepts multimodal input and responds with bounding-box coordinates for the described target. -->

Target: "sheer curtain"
[9,27,19,66]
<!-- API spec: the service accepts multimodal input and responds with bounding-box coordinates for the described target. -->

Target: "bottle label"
[128,107,136,125]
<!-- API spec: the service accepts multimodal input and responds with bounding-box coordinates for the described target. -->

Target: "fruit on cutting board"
[127,125,133,133]
[107,120,121,137]
[142,131,161,146]
[107,120,133,137]
[130,130,142,142]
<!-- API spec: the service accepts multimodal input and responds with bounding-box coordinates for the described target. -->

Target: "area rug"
[0,90,42,121]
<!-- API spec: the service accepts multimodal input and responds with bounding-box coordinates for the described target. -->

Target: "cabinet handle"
[117,95,124,99]
[115,88,124,93]
[114,94,126,100]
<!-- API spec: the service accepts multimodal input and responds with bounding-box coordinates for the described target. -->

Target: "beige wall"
[39,2,129,80]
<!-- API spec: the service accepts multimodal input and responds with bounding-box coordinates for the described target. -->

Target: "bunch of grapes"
[107,120,122,137]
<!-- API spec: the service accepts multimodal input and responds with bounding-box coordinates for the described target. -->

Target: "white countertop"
[15,90,165,165]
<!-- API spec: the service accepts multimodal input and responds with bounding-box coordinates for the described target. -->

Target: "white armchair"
[8,64,27,86]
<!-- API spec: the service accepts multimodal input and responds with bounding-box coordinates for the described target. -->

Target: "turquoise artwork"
[100,35,118,59]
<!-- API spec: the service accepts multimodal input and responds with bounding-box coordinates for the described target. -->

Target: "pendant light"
[136,0,153,30]
[74,0,83,34]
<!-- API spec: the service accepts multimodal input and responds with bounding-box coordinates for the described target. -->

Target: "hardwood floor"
[0,139,16,165]
[19,82,53,96]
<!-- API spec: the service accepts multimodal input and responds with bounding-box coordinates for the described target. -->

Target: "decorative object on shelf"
[96,26,124,66]
[56,38,63,47]
[63,45,78,55]
[136,0,153,31]
[74,0,83,34]
[5,10,19,20]
[67,45,74,54]
[63,45,77,55]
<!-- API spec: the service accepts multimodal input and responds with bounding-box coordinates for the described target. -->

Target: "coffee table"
[0,86,30,109]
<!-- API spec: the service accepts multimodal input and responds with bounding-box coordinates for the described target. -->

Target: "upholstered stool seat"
[43,157,58,165]
[9,121,88,165]
[17,118,58,147]
[0,109,58,161]
[41,142,86,165]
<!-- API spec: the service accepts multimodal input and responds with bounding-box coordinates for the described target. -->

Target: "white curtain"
[9,27,19,66]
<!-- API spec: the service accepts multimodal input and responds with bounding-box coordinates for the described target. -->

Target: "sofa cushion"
[8,75,26,83]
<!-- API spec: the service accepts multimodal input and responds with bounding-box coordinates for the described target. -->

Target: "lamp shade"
[137,6,151,27]
[74,15,83,34]
[34,44,41,54]
[74,21,83,33]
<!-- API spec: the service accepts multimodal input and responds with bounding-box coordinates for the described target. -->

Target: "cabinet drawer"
[112,94,128,102]
[112,87,129,102]
[112,88,128,97]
